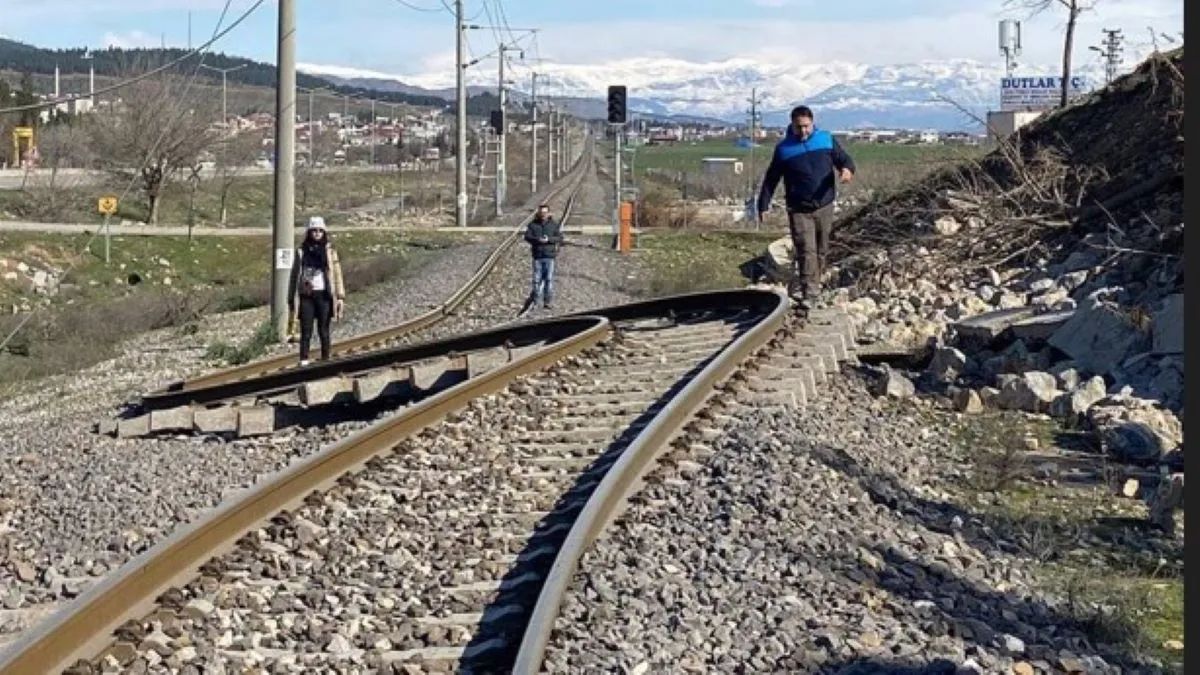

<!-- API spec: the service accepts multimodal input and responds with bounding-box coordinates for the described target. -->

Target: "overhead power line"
[0,0,268,115]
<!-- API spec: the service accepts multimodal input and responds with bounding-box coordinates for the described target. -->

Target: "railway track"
[0,289,864,674]
[154,136,595,399]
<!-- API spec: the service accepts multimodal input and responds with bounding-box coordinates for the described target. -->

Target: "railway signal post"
[607,85,627,249]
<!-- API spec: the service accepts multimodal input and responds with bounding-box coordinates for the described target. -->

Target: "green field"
[630,137,988,197]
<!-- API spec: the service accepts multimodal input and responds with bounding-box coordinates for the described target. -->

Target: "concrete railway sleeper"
[0,291,873,674]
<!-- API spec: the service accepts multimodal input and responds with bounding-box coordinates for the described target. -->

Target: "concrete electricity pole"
[530,72,538,195]
[455,0,468,227]
[271,0,296,341]
[545,104,555,183]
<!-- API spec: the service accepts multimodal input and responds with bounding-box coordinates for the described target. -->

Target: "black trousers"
[298,292,332,360]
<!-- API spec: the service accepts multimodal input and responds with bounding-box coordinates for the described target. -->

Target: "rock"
[1121,478,1140,498]
[998,372,1059,413]
[13,561,36,583]
[1103,422,1176,464]
[1001,634,1026,655]
[1007,309,1075,344]
[979,387,1001,409]
[325,633,353,655]
[1026,278,1055,293]
[139,630,174,657]
[1087,399,1182,463]
[1049,376,1107,418]
[1048,300,1150,376]
[1058,270,1089,291]
[954,388,984,414]
[934,216,962,236]
[1012,662,1035,675]
[1061,250,1099,272]
[1055,368,1081,392]
[1151,294,1183,354]
[928,347,968,383]
[872,368,915,399]
[183,598,215,619]
[1148,359,1184,408]
[1162,639,1185,651]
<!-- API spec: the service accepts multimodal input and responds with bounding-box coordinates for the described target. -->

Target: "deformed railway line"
[0,286,863,674]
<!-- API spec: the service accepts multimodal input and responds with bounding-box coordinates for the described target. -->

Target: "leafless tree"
[297,127,341,210]
[20,120,94,220]
[1007,0,1096,107]
[213,130,262,224]
[88,74,218,224]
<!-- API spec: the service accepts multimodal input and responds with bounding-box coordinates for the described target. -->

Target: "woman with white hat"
[287,216,345,365]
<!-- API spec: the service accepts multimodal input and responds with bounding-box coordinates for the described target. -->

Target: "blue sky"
[2,0,1184,78]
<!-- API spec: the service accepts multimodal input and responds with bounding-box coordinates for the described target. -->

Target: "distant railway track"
[1,289,865,674]
[153,137,595,399]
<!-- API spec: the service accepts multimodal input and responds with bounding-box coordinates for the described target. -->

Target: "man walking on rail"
[519,203,564,316]
[757,105,855,309]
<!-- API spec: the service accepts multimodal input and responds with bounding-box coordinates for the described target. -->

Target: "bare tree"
[297,127,341,209]
[21,120,94,221]
[88,74,218,224]
[1007,0,1095,108]
[213,130,263,224]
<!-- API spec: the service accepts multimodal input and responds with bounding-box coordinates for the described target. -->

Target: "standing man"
[519,203,563,315]
[757,105,855,308]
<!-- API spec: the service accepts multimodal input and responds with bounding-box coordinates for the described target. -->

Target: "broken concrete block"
[1048,301,1150,376]
[236,407,275,437]
[998,372,1060,413]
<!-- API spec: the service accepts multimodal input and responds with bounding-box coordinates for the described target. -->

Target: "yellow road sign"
[98,196,118,215]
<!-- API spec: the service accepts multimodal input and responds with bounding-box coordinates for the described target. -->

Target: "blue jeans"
[530,258,555,305]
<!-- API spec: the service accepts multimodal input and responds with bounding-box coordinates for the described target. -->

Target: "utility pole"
[495,45,517,215]
[455,0,468,227]
[546,104,555,183]
[200,64,248,128]
[747,87,761,227]
[271,0,296,342]
[370,98,377,166]
[1091,28,1124,84]
[530,72,538,195]
[308,89,315,166]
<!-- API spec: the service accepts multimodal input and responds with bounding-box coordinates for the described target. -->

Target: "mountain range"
[301,54,1124,132]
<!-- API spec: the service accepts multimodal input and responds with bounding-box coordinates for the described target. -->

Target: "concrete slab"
[117,414,150,438]
[236,407,275,437]
[193,407,239,434]
[148,406,195,433]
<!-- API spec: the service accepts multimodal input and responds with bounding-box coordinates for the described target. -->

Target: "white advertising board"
[1000,76,1089,111]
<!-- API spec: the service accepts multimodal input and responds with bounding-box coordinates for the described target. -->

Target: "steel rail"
[512,287,790,674]
[0,316,611,675]
[166,137,594,394]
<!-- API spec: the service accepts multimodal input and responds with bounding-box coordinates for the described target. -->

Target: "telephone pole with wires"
[1089,28,1124,84]
[746,87,762,219]
[455,0,468,226]
[529,72,538,195]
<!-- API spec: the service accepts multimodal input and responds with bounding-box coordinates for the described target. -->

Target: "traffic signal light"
[607,85,627,124]
[489,110,504,134]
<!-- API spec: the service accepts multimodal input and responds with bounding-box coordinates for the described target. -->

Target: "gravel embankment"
[542,369,1152,675]
[0,211,636,650]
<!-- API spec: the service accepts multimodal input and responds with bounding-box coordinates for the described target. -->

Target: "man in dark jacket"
[520,203,563,314]
[757,105,855,307]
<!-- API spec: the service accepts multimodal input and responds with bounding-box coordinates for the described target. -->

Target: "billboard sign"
[1001,76,1089,111]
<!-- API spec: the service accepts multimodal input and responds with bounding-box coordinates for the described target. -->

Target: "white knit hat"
[307,216,327,231]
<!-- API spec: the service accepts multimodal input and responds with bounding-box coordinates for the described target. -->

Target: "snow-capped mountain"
[300,55,1114,131]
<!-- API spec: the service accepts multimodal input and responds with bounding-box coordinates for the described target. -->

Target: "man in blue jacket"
[757,105,855,307]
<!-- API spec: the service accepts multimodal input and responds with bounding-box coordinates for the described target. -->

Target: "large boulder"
[1048,299,1150,376]
[998,372,1060,413]
[872,367,916,399]
[1049,375,1108,419]
[1087,397,1183,464]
